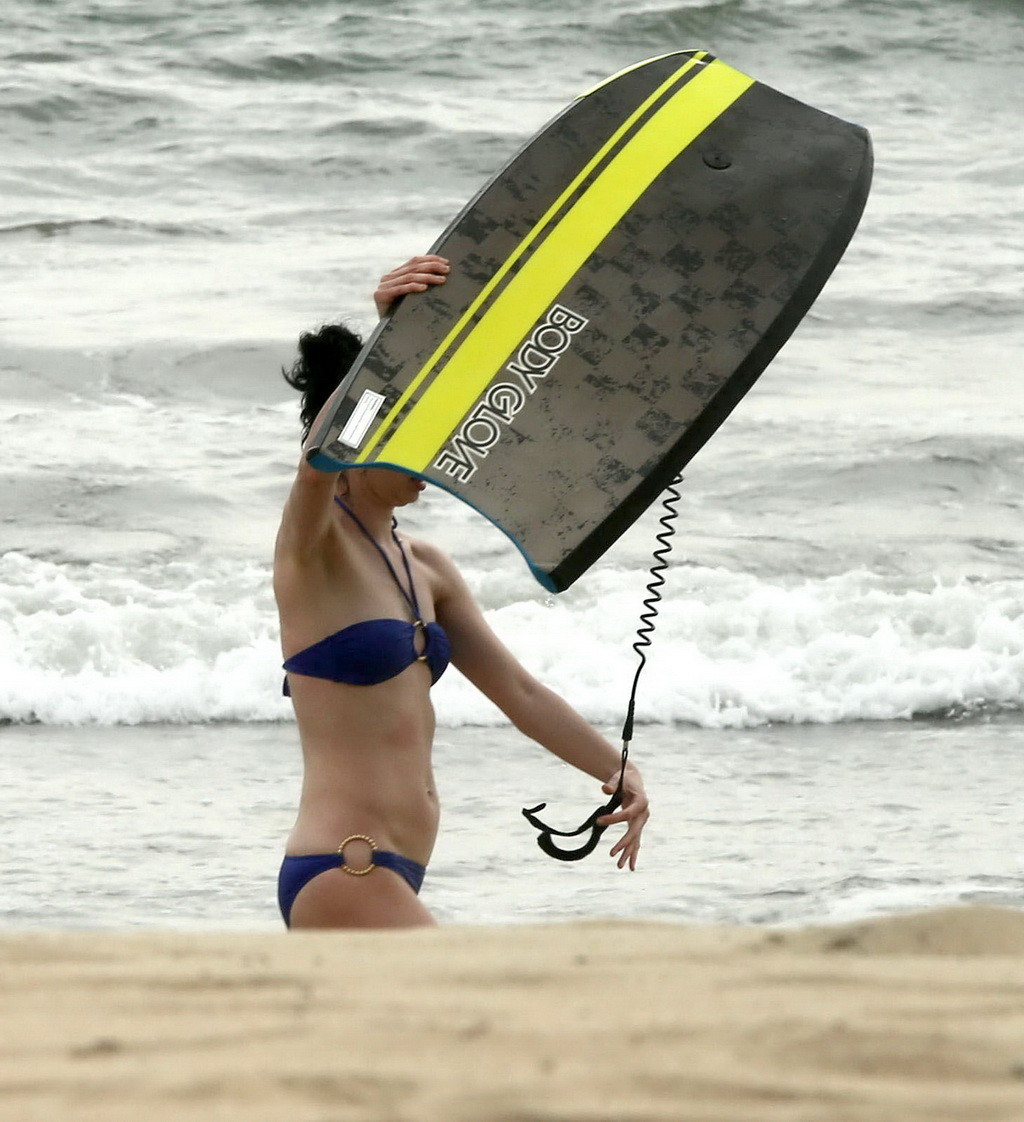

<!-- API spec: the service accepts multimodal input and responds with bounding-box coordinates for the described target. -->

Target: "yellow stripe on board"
[354,52,709,464]
[368,58,754,471]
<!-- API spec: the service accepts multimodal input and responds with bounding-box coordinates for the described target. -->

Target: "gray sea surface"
[2,718,1020,929]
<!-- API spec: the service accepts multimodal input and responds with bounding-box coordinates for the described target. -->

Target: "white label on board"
[339,389,386,449]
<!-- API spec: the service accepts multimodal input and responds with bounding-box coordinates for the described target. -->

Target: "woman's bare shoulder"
[275,460,342,563]
[405,534,454,570]
[404,535,466,596]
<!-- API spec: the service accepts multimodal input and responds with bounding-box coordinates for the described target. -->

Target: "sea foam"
[4,550,1023,727]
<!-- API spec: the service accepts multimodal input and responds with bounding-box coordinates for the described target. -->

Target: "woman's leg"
[287,864,436,929]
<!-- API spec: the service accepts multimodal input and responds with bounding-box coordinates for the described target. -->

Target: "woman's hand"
[374,255,450,317]
[598,763,650,870]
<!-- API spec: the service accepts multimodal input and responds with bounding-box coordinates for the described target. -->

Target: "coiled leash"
[522,474,684,860]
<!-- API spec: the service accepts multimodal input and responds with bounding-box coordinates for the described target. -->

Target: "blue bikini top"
[282,497,451,695]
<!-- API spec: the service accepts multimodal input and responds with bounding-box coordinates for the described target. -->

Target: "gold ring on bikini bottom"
[338,834,377,876]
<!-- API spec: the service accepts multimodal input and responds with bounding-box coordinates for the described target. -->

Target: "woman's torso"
[274,514,446,866]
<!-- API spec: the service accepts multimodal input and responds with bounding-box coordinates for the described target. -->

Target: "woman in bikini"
[275,255,650,929]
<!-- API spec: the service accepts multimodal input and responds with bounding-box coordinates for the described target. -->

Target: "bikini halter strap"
[333,496,424,623]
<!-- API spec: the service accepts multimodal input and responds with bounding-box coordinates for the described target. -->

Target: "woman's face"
[343,469,425,508]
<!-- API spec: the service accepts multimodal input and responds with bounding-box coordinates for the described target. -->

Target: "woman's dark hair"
[282,323,364,441]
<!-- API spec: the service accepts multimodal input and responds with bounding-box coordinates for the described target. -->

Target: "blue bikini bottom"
[277,847,426,927]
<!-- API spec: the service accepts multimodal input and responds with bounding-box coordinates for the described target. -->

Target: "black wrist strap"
[521,474,683,862]
[521,770,624,861]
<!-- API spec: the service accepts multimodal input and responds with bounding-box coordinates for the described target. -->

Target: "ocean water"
[2,0,1023,926]
[4,719,1023,930]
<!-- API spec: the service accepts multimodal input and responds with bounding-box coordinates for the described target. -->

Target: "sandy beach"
[3,907,1023,1121]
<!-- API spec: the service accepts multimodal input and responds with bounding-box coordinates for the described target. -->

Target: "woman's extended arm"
[430,545,650,869]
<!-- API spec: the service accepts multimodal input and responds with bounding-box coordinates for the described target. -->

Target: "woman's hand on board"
[374,255,450,317]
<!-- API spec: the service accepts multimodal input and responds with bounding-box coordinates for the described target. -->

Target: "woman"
[275,255,650,929]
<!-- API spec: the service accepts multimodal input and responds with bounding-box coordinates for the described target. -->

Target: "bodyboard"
[307,49,873,591]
